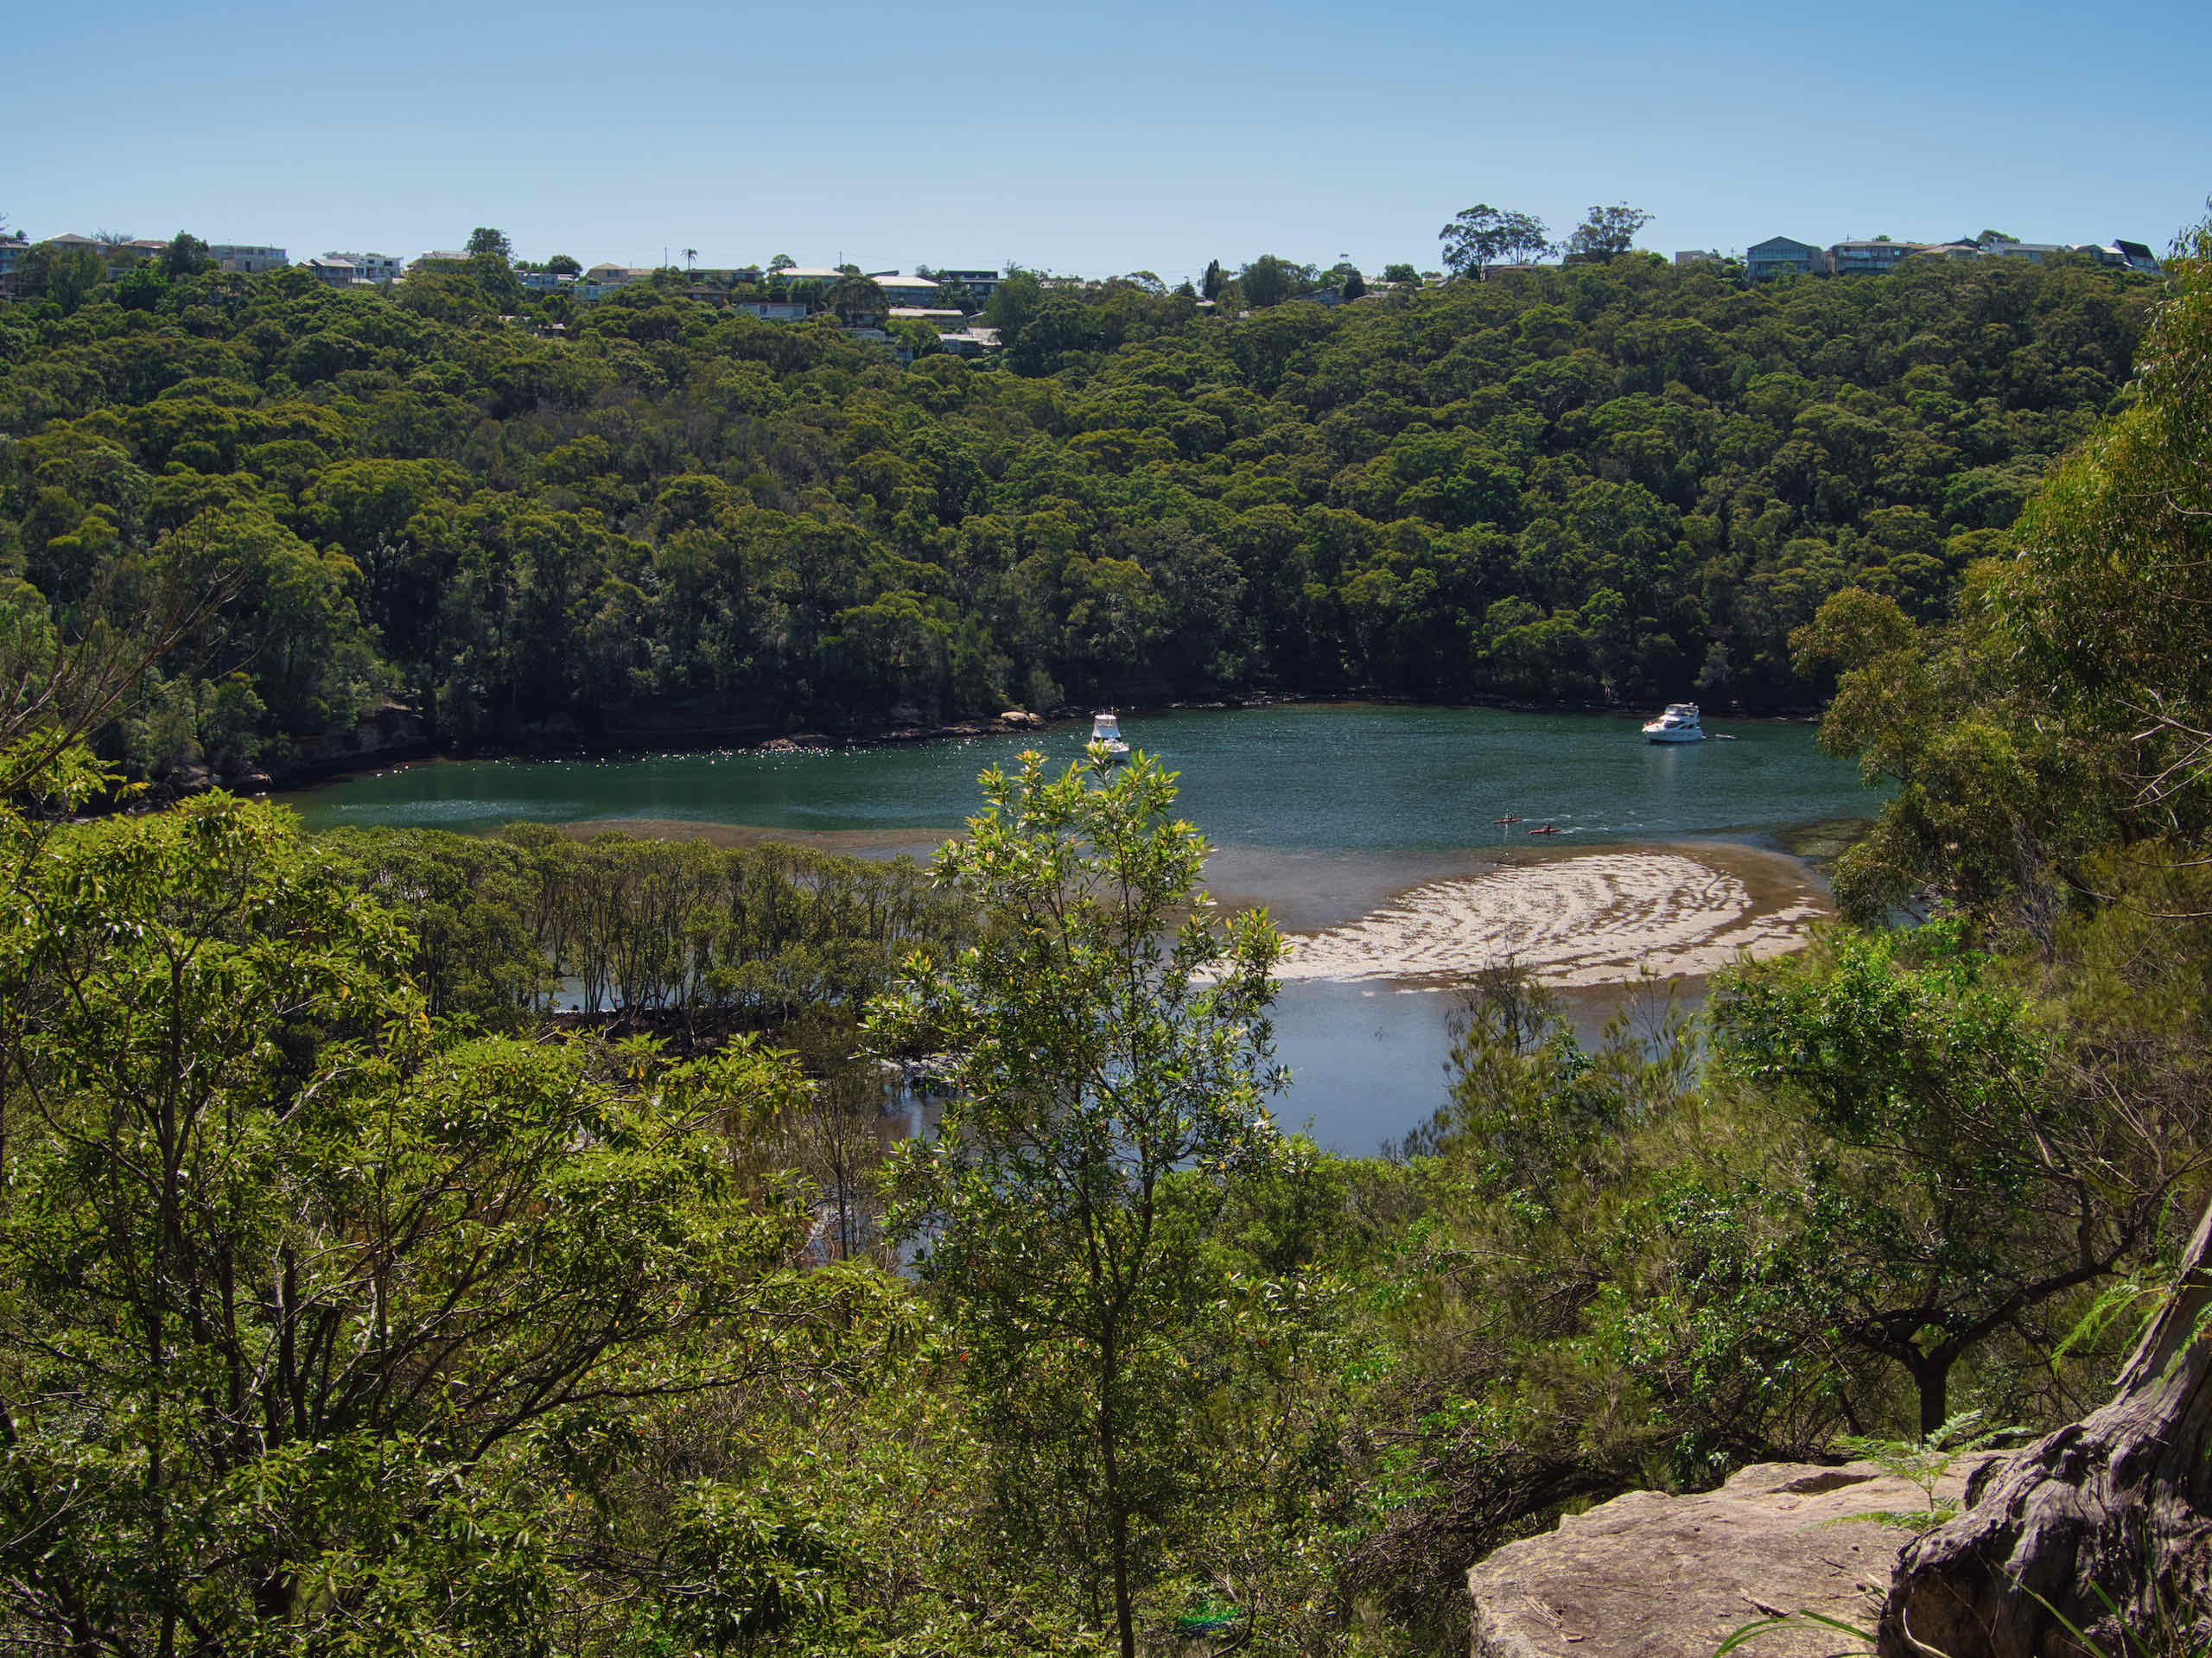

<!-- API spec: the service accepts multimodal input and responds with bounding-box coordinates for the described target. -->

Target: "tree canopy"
[0,247,2157,785]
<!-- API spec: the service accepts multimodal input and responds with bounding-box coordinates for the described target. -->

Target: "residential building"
[1979,234,2065,264]
[1745,236,1821,280]
[935,326,1000,356]
[302,255,359,288]
[734,301,810,321]
[30,233,171,279]
[0,232,25,300]
[888,306,966,326]
[1910,241,1985,263]
[1674,250,1723,267]
[1827,239,1915,276]
[932,269,1001,304]
[2109,238,2163,275]
[2073,240,2161,275]
[771,266,847,283]
[208,244,288,273]
[327,251,403,283]
[576,265,652,301]
[868,272,943,306]
[410,250,472,270]
[518,270,576,293]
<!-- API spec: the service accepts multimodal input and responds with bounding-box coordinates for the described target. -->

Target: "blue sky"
[10,0,2209,283]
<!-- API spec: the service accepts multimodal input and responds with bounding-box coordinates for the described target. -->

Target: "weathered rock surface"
[1467,1459,1991,1658]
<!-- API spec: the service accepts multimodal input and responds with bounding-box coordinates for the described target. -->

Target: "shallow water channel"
[294,703,1883,1150]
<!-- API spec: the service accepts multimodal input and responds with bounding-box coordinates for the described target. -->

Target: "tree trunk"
[1910,1351,1951,1440]
[1878,1201,2212,1658]
[1099,1330,1136,1658]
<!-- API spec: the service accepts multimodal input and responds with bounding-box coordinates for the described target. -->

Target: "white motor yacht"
[1089,712,1130,758]
[1642,702,1705,744]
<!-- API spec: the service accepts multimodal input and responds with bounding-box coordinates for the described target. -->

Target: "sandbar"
[1271,843,1827,988]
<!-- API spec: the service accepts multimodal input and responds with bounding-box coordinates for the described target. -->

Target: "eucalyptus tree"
[1562,203,1653,260]
[0,756,850,1649]
[868,747,1289,1658]
[1439,202,1550,276]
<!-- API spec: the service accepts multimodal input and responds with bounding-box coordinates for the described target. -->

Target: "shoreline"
[547,822,1834,994]
[265,693,1827,797]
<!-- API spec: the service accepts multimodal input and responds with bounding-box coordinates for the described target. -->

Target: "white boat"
[1642,702,1705,744]
[1089,712,1130,758]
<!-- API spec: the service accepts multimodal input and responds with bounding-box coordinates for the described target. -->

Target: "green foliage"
[1563,204,1655,262]
[0,249,2156,778]
[1804,219,2212,929]
[868,748,1298,1656]
[0,765,876,1649]
[1703,929,2192,1434]
[1439,205,1551,276]
[1828,1409,2016,1528]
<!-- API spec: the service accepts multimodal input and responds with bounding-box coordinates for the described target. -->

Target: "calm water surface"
[294,705,1880,1150]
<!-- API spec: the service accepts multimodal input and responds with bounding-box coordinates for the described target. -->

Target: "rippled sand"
[1273,847,1827,988]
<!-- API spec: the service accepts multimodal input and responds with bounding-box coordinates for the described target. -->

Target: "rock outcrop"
[1467,1459,1990,1658]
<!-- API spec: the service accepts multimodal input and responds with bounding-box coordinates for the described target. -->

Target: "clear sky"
[10,0,2209,283]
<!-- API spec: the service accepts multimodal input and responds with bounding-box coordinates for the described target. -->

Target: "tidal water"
[293,704,1881,1150]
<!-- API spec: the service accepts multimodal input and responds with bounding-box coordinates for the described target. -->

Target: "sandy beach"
[1271,843,1828,988]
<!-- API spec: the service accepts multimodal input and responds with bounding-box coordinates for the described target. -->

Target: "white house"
[327,251,403,283]
[208,244,288,273]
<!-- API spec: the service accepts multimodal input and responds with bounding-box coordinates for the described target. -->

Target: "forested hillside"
[0,227,2205,1657]
[0,250,2154,778]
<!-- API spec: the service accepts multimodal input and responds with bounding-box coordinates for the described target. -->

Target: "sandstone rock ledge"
[1466,1458,1993,1658]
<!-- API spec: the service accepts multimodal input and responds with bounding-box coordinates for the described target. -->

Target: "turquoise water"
[294,704,1870,851]
[291,704,1880,1151]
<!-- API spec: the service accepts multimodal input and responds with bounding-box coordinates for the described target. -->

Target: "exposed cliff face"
[1466,1459,1993,1658]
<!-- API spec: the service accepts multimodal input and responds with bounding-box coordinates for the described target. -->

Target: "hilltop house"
[1745,236,1821,280]
[1827,238,1914,275]
[327,251,403,283]
[870,272,944,307]
[933,268,1002,304]
[2098,238,2164,274]
[208,244,287,273]
[1979,234,2067,264]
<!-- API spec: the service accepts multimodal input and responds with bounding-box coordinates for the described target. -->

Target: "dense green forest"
[0,241,2157,779]
[0,226,2206,1655]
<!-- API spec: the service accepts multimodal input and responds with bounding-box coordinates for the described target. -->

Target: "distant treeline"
[0,249,2156,779]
